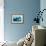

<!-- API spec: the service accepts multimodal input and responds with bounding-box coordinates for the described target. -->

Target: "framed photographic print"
[12,15,24,24]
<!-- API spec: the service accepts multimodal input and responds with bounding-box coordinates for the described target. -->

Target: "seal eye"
[28,38,30,41]
[30,36,31,38]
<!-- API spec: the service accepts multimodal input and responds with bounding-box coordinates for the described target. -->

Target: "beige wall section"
[32,25,46,46]
[35,29,45,46]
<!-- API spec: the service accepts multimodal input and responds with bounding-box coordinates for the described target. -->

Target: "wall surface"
[40,0,46,27]
[0,0,4,42]
[4,0,40,42]
[40,0,46,45]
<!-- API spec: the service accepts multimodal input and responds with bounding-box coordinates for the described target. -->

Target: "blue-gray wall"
[40,0,46,27]
[40,0,46,44]
[4,0,40,42]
